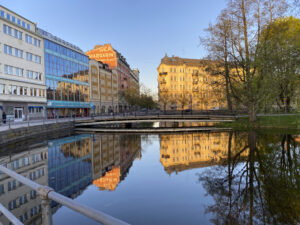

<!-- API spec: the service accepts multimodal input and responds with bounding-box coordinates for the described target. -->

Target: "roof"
[37,27,85,54]
[160,54,214,67]
[0,5,35,26]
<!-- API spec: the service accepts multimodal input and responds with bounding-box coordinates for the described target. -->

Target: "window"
[12,16,15,23]
[22,21,25,28]
[0,184,4,195]
[8,180,16,191]
[17,18,21,25]
[4,65,23,76]
[0,84,5,94]
[3,25,22,40]
[4,45,23,58]
[30,190,36,199]
[0,10,4,18]
[26,52,32,61]
[26,24,30,30]
[6,13,10,20]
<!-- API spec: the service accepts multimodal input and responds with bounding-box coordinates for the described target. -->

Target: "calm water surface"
[0,130,299,225]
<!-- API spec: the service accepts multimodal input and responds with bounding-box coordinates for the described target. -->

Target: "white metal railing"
[0,165,130,225]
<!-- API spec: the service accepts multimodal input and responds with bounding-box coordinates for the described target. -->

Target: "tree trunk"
[224,35,233,111]
[249,103,257,123]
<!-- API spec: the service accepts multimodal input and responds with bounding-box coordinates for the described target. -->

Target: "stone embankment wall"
[0,122,74,145]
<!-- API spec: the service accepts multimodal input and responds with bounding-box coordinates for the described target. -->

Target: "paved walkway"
[0,117,86,132]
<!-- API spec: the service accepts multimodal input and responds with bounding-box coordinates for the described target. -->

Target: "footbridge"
[75,114,234,133]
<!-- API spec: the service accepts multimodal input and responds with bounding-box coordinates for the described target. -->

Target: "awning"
[28,106,44,109]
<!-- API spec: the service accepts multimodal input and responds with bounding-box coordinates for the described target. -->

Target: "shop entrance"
[14,107,23,121]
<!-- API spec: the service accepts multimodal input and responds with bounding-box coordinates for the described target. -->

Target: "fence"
[0,165,130,225]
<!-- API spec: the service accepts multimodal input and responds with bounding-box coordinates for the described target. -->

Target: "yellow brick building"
[157,55,226,110]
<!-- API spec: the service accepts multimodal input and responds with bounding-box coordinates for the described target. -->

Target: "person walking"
[2,112,6,124]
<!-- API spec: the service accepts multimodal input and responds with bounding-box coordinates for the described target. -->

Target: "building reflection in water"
[0,133,141,225]
[48,134,93,210]
[92,134,142,191]
[159,132,247,174]
[0,145,48,225]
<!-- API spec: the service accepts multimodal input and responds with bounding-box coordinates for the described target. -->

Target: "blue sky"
[0,0,227,94]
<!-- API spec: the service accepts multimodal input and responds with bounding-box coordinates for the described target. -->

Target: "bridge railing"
[0,165,130,225]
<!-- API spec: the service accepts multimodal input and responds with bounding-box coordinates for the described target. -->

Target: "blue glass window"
[0,10,4,18]
[6,13,10,20]
[26,23,30,30]
[17,18,21,25]
[22,21,25,28]
[12,16,15,23]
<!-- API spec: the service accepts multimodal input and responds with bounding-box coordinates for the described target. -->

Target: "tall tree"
[159,92,171,112]
[202,0,289,122]
[201,10,233,111]
[257,17,300,112]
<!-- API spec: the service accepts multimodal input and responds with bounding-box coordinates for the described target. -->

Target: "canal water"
[0,130,299,225]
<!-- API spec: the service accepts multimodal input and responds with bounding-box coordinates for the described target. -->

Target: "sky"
[0,0,227,94]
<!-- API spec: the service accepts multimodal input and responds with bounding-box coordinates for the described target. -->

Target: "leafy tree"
[177,91,190,110]
[201,0,290,122]
[159,92,171,112]
[257,16,300,112]
[120,84,157,110]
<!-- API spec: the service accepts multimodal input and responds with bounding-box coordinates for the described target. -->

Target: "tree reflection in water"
[199,130,300,225]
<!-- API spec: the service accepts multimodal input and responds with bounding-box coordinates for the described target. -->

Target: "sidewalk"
[0,117,88,132]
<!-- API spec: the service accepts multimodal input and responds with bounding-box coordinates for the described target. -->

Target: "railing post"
[41,198,53,225]
[38,186,54,225]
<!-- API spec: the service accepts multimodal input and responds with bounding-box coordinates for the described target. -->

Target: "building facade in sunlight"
[86,44,139,112]
[89,59,118,114]
[0,5,46,121]
[157,55,227,111]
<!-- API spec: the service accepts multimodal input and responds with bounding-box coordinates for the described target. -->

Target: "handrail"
[0,203,23,225]
[0,165,130,225]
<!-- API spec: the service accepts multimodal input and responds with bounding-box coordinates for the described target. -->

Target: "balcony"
[192,71,199,77]
[160,80,166,85]
[159,72,168,76]
[192,87,199,92]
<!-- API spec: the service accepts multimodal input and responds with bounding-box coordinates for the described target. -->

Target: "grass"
[217,114,300,130]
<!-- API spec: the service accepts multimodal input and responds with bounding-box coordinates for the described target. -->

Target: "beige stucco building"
[89,59,118,114]
[0,5,46,121]
[157,55,226,111]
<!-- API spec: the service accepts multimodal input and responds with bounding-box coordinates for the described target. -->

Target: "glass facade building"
[38,28,92,118]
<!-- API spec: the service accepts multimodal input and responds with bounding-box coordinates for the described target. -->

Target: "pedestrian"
[2,111,6,124]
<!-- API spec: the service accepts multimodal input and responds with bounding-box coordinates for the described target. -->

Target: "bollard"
[8,120,10,129]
